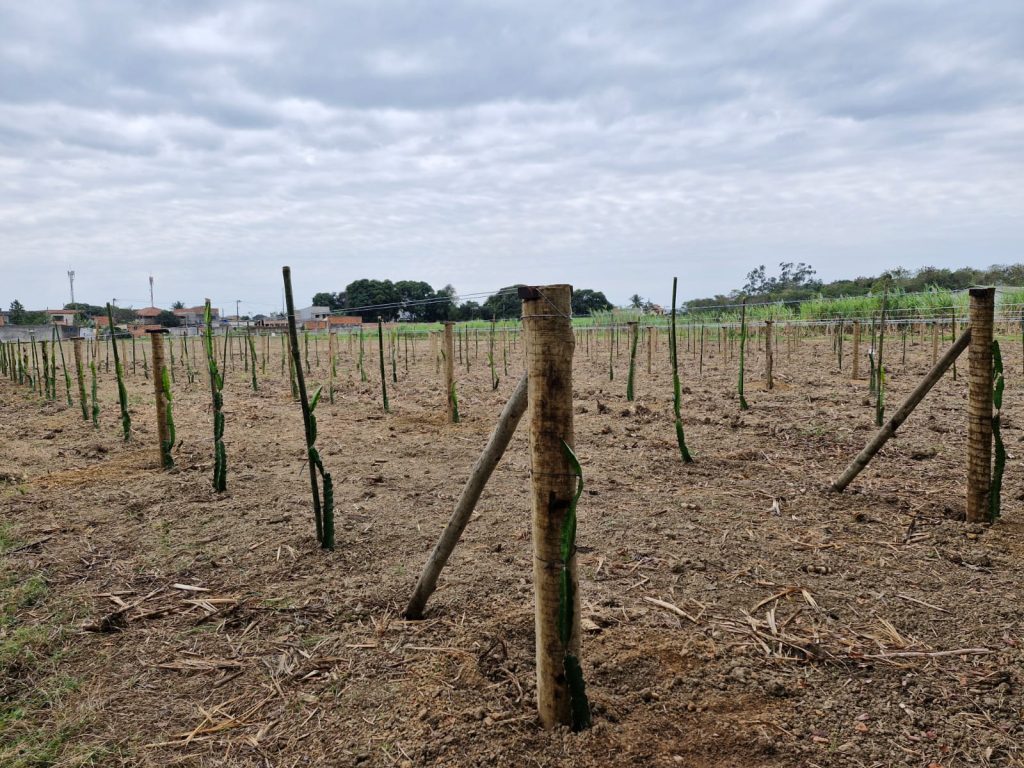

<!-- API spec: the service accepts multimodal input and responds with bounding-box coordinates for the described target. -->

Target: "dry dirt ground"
[1,327,1022,768]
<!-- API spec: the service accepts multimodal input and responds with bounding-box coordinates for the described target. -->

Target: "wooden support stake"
[764,320,774,390]
[404,374,528,619]
[520,284,581,729]
[932,322,939,366]
[966,287,995,522]
[831,328,971,492]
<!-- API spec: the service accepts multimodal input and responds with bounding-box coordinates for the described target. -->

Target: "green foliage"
[6,300,47,325]
[571,288,613,316]
[307,387,335,549]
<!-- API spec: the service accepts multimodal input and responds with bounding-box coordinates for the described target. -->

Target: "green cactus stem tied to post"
[670,278,694,463]
[160,364,176,468]
[738,298,749,410]
[560,441,592,732]
[990,340,1005,521]
[283,266,335,550]
[204,300,227,492]
[626,322,638,402]
[106,303,132,441]
[89,361,100,427]
[377,317,389,412]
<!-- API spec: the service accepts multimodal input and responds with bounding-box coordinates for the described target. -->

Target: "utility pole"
[68,270,75,305]
[149,276,155,308]
[236,299,241,322]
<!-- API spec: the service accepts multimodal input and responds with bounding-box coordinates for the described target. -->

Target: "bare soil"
[1,327,1022,767]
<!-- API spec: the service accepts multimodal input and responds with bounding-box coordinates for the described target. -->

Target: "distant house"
[255,318,289,330]
[304,316,362,331]
[46,309,79,326]
[129,323,163,338]
[0,311,7,327]
[173,306,220,326]
[297,306,330,323]
[135,306,164,320]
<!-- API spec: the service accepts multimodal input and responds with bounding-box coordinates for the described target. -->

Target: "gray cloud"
[1,0,1022,312]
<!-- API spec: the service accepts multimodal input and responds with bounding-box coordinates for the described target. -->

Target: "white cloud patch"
[0,0,1022,311]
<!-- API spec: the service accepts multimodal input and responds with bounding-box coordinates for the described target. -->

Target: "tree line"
[313,280,613,322]
[685,262,1024,309]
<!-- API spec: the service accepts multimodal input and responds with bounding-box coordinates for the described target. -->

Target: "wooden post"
[148,330,173,469]
[72,337,88,421]
[932,322,939,366]
[405,374,529,619]
[831,328,971,492]
[966,287,995,522]
[443,322,456,422]
[852,321,861,379]
[764,320,774,390]
[520,284,581,729]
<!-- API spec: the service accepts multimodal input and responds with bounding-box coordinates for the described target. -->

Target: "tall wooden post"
[148,330,173,469]
[520,284,582,729]
[932,323,939,366]
[442,322,456,422]
[852,321,861,379]
[72,337,88,421]
[966,287,995,523]
[764,320,774,390]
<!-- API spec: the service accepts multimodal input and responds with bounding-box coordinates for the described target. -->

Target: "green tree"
[8,299,26,324]
[154,310,182,327]
[571,289,613,316]
[344,279,400,321]
[312,292,345,311]
[482,285,525,319]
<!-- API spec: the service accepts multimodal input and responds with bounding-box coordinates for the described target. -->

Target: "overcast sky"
[1,1,1022,314]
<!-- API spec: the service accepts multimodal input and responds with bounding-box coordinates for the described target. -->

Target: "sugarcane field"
[1,278,1021,767]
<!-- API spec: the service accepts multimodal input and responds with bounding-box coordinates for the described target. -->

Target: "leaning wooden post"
[442,322,458,422]
[851,321,861,379]
[966,287,995,523]
[520,284,587,730]
[764,320,774,390]
[148,330,173,469]
[405,374,528,619]
[831,328,971,492]
[72,337,89,421]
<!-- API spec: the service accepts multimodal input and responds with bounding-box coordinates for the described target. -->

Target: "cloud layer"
[2,0,1022,311]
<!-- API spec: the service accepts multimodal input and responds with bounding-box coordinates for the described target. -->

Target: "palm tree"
[629,294,644,309]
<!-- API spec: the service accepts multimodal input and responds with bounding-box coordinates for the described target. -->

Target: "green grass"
[0,533,97,768]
